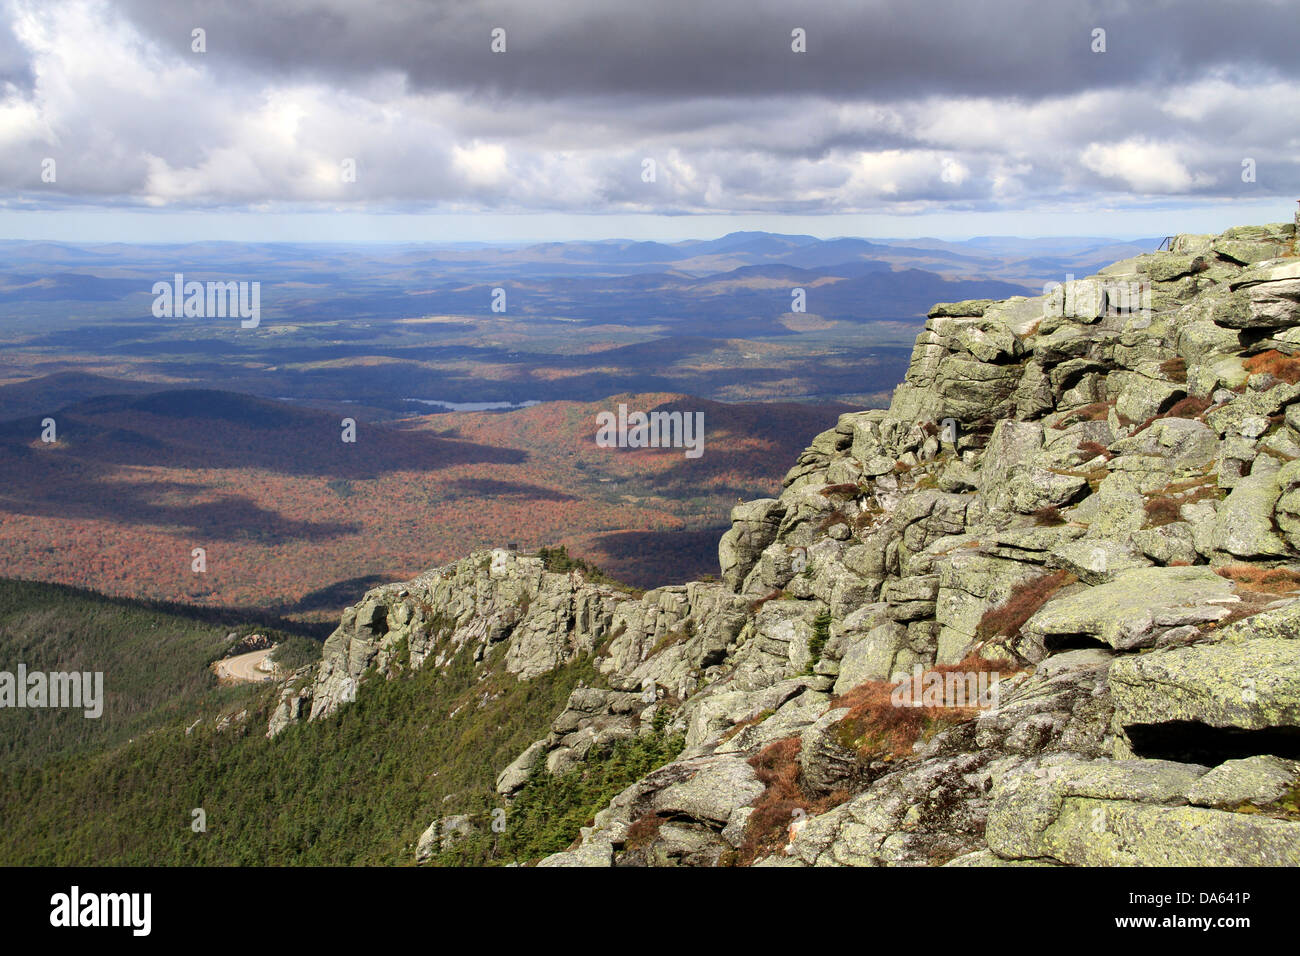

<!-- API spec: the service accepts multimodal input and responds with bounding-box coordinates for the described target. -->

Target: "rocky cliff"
[272,218,1300,866]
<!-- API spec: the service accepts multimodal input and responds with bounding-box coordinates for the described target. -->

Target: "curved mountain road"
[214,647,278,683]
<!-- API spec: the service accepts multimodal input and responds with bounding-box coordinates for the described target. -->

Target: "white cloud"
[451,142,508,187]
[940,158,967,185]
[1080,139,1213,194]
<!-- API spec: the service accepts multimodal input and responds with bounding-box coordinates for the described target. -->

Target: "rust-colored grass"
[851,504,884,532]
[818,509,851,534]
[1164,476,1221,503]
[1141,475,1223,529]
[1077,440,1113,461]
[720,708,775,742]
[975,570,1078,643]
[1146,478,1221,525]
[1032,505,1066,526]
[1159,356,1188,383]
[1051,401,1112,430]
[1143,496,1184,527]
[1164,395,1214,418]
[1130,395,1213,435]
[830,655,1011,763]
[736,737,849,865]
[624,812,665,850]
[1207,585,1283,628]
[819,482,863,499]
[1214,563,1300,594]
[749,589,786,614]
[1244,350,1300,385]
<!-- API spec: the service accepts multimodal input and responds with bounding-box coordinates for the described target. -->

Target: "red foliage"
[1215,563,1300,594]
[0,393,849,623]
[1129,395,1212,435]
[737,738,848,865]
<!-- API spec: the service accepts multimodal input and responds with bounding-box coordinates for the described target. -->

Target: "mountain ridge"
[274,216,1300,866]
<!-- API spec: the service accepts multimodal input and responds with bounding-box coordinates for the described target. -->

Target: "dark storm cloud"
[1,0,1297,213]
[0,13,32,89]
[111,0,1300,101]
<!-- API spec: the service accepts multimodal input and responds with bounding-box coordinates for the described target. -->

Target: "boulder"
[719,498,786,590]
[1114,374,1185,424]
[1017,566,1236,660]
[1213,461,1290,558]
[1185,756,1299,809]
[496,739,548,795]
[651,756,766,825]
[415,814,478,862]
[833,621,908,692]
[1110,637,1300,732]
[986,758,1300,866]
[1047,539,1152,585]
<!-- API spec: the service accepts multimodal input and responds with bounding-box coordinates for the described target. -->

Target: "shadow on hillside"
[269,574,399,617]
[0,576,332,640]
[0,462,361,542]
[0,382,529,479]
[586,526,731,590]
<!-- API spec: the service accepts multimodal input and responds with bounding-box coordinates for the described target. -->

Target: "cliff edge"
[273,217,1300,866]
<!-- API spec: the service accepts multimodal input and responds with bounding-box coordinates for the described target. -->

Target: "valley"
[0,232,1136,623]
[0,381,853,623]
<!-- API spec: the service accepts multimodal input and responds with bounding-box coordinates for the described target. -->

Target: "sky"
[0,0,1297,243]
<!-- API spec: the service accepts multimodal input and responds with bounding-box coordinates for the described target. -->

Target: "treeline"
[0,578,276,767]
[0,629,679,866]
[434,719,684,866]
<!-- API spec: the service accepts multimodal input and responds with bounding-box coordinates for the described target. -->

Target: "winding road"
[214,647,278,683]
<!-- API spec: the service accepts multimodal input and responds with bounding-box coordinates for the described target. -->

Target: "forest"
[0,576,678,866]
[0,388,850,625]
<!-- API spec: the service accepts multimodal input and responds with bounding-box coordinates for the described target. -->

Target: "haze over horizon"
[0,204,1291,245]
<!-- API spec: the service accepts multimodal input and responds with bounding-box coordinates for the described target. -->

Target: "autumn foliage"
[829,655,1009,763]
[0,390,847,624]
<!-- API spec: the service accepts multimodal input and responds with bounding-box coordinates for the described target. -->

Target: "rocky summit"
[271,218,1300,867]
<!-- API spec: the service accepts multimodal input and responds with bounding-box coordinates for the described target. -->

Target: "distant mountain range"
[0,230,1160,415]
[0,231,1159,285]
[0,232,1163,336]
